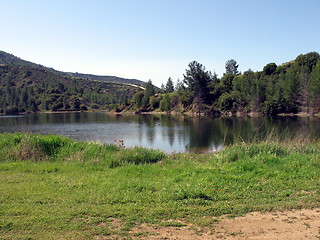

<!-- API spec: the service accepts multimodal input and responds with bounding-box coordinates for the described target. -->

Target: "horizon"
[1,0,320,87]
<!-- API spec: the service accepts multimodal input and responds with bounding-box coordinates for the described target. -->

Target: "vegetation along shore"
[0,133,319,239]
[1,51,320,117]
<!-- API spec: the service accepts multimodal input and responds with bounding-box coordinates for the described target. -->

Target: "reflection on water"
[1,112,320,153]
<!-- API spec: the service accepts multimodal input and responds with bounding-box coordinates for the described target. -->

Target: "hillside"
[0,50,147,87]
[0,64,141,114]
[63,72,147,87]
[0,51,38,67]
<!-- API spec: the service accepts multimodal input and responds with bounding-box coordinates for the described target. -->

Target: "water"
[1,112,320,153]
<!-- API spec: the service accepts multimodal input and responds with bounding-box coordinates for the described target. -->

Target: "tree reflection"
[1,112,320,152]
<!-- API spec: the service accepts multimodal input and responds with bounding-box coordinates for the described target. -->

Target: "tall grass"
[0,133,165,167]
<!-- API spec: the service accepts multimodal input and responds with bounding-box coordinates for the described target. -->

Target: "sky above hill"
[1,0,320,87]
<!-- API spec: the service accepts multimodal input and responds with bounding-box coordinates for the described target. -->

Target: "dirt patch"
[117,208,320,240]
[213,208,320,240]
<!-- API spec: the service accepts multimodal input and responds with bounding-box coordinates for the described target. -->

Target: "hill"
[0,50,147,87]
[0,64,141,114]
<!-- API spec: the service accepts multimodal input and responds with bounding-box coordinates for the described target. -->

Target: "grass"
[0,133,319,239]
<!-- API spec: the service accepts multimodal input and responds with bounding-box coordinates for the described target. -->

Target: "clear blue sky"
[1,0,320,87]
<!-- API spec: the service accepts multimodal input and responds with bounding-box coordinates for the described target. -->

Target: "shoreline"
[108,109,320,118]
[1,109,320,118]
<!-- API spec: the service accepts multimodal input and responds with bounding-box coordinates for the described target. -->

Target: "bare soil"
[105,208,320,240]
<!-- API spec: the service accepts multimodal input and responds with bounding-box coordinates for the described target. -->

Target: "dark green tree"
[132,91,145,109]
[263,63,277,75]
[165,77,174,93]
[219,73,234,93]
[160,94,171,112]
[295,52,320,74]
[309,61,320,112]
[141,80,155,109]
[183,61,212,107]
[225,59,239,75]
[283,65,299,112]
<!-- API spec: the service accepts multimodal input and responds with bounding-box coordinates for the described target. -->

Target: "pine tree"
[141,80,155,110]
[225,59,239,75]
[165,77,174,93]
[309,61,320,112]
[183,61,212,107]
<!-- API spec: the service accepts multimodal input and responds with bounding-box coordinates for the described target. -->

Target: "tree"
[225,59,239,75]
[218,91,242,111]
[132,91,145,109]
[219,73,234,93]
[183,61,212,106]
[283,65,299,112]
[160,94,171,112]
[160,83,165,93]
[175,79,184,92]
[295,52,320,74]
[309,61,320,112]
[149,95,161,110]
[141,80,155,109]
[165,77,174,93]
[263,63,277,75]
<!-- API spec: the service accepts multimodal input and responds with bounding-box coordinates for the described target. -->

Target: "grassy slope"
[0,133,319,239]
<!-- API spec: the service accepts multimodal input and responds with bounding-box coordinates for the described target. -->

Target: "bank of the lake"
[2,112,320,154]
[0,133,319,239]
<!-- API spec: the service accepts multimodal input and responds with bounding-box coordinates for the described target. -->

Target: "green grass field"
[0,133,319,239]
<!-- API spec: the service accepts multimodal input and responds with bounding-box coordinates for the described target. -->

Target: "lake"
[1,112,320,153]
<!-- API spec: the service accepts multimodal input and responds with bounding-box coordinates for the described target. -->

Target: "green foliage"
[218,91,242,111]
[295,52,320,74]
[151,52,320,115]
[149,95,161,110]
[170,92,180,109]
[219,73,234,93]
[160,93,171,112]
[2,51,320,116]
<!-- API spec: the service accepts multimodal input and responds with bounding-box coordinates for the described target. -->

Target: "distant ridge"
[0,50,147,87]
[63,72,147,87]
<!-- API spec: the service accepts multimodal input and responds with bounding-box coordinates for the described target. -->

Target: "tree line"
[1,52,319,116]
[129,52,320,115]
